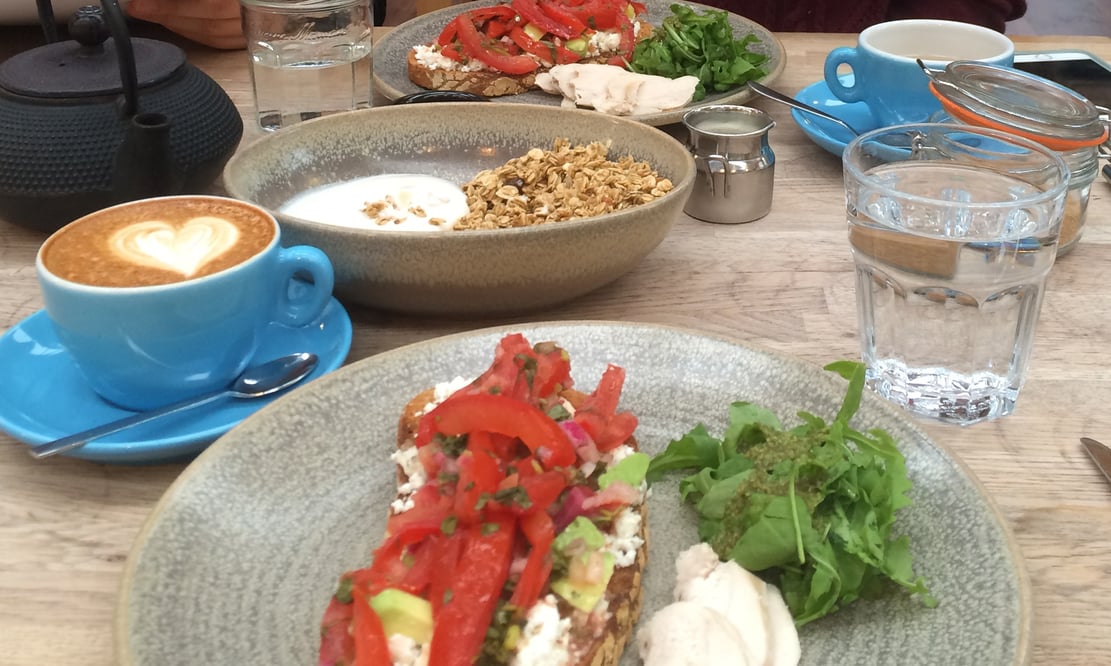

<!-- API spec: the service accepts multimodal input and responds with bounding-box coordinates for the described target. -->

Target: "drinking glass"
[241,0,374,132]
[843,123,1068,425]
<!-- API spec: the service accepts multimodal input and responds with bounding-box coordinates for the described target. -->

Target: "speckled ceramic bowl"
[116,322,1030,666]
[223,104,695,315]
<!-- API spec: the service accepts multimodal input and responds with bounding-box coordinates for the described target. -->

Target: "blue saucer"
[791,75,879,156]
[0,300,352,464]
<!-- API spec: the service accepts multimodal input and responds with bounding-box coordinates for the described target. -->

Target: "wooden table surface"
[1,23,1109,666]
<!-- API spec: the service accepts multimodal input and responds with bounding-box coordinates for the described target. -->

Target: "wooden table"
[1,23,1109,666]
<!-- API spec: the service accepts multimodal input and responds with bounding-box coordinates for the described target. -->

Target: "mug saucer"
[791,75,880,156]
[0,299,353,464]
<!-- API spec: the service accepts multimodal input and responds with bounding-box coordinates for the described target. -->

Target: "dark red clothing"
[702,0,1027,33]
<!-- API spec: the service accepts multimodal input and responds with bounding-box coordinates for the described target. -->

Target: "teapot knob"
[69,5,110,48]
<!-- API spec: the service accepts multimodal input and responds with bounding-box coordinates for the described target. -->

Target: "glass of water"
[241,0,374,132]
[843,123,1068,426]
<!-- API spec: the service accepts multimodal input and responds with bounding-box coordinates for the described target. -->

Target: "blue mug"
[36,195,335,411]
[824,19,1014,126]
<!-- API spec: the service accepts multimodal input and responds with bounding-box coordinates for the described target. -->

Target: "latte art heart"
[109,216,241,277]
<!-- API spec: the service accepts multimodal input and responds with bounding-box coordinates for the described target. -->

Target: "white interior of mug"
[860,19,1014,63]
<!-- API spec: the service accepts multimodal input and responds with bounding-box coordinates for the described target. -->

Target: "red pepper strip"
[318,591,355,666]
[398,535,440,595]
[383,488,453,548]
[508,26,556,66]
[436,16,460,47]
[466,4,518,22]
[417,393,575,468]
[630,0,647,15]
[350,588,392,666]
[455,12,540,75]
[532,342,574,400]
[572,364,638,451]
[486,19,512,38]
[427,518,517,666]
[508,511,555,613]
[429,530,464,618]
[459,333,536,403]
[512,0,582,40]
[537,0,588,37]
[558,0,621,31]
[614,10,636,55]
[454,433,504,524]
[518,469,568,515]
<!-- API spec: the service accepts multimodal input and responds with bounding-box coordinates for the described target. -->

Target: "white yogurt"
[280,174,470,232]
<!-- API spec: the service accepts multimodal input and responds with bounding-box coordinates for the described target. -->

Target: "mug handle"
[824,47,865,103]
[273,245,335,327]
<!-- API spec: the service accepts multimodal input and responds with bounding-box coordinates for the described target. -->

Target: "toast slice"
[395,384,649,666]
[319,334,649,666]
[406,3,654,98]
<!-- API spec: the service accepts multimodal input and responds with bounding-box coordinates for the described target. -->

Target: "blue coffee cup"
[36,195,335,411]
[824,19,1014,126]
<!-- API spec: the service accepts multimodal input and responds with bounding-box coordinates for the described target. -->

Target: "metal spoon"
[747,81,863,136]
[29,352,319,459]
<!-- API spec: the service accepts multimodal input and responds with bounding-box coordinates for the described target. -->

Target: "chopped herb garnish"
[333,576,354,604]
[441,515,458,536]
[481,522,500,535]
[546,403,572,421]
[438,433,469,457]
[443,588,454,605]
[494,485,532,509]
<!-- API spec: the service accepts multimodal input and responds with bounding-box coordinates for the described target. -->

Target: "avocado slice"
[551,551,616,612]
[550,517,617,613]
[369,588,433,643]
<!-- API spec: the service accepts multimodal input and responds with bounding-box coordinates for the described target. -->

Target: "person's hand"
[126,0,246,49]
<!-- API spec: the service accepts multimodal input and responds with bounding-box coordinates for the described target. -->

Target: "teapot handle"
[100,0,140,118]
[35,0,59,43]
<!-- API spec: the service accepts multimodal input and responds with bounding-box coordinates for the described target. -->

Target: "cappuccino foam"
[42,199,275,287]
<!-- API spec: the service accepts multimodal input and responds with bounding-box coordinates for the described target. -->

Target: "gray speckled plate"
[372,0,786,126]
[117,322,1030,666]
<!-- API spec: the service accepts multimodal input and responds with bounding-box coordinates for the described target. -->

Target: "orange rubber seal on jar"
[931,82,1110,152]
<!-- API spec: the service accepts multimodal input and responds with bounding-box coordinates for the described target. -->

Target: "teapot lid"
[0,6,185,98]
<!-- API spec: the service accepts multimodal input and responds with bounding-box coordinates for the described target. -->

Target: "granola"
[455,138,673,230]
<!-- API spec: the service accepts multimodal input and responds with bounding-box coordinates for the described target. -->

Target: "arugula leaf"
[627,3,769,101]
[649,361,937,626]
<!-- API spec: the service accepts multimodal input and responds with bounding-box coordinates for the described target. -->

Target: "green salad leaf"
[648,361,937,626]
[627,3,769,101]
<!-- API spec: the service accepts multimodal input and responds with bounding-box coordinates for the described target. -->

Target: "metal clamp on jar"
[922,60,1109,255]
[681,105,776,224]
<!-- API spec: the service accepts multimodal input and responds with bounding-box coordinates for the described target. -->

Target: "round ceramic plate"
[117,322,1030,666]
[372,0,786,126]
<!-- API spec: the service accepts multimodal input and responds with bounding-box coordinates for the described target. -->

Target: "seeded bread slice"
[394,387,648,666]
[405,22,654,98]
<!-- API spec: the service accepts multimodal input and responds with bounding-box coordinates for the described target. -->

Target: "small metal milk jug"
[682,105,776,224]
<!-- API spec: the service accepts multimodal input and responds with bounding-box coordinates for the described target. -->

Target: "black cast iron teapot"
[0,0,243,232]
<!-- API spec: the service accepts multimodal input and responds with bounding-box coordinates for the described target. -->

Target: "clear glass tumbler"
[241,0,374,132]
[843,123,1068,426]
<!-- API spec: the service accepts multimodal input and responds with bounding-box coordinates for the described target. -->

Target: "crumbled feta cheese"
[605,444,636,465]
[512,595,573,666]
[412,44,488,72]
[390,445,427,514]
[586,30,622,56]
[605,507,644,568]
[388,633,428,666]
[418,375,472,416]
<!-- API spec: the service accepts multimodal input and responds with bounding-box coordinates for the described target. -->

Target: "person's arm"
[696,0,891,32]
[888,0,1027,33]
[694,0,1025,32]
[126,0,245,49]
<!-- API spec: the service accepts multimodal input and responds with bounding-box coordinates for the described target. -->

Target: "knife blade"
[1081,437,1111,485]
